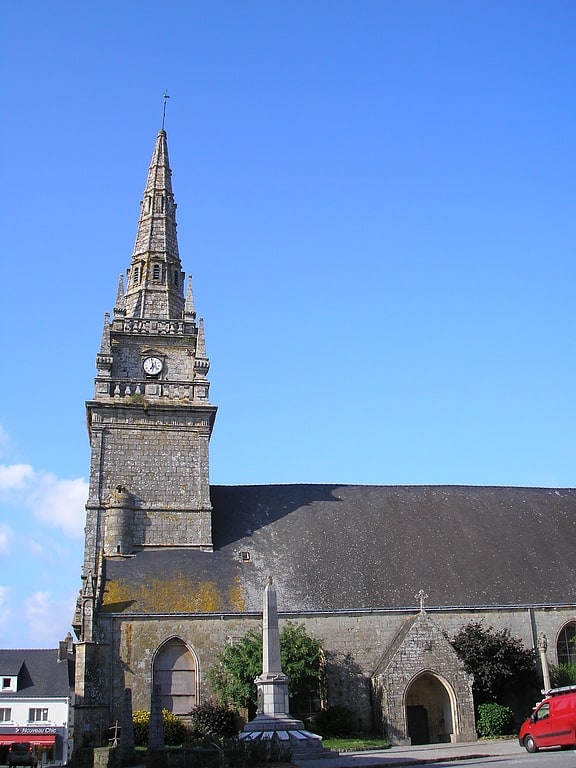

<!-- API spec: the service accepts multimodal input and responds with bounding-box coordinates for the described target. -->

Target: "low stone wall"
[145,748,233,768]
[71,747,118,768]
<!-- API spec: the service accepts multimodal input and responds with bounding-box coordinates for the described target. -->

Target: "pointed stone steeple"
[84,125,217,553]
[124,129,185,320]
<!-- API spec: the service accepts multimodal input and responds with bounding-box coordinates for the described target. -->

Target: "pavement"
[293,738,521,766]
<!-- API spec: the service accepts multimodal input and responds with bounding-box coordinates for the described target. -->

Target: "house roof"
[0,649,73,697]
[100,484,576,616]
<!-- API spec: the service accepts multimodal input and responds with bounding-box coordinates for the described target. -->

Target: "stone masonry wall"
[94,606,574,736]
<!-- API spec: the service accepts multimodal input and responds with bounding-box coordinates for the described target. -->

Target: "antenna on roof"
[161,91,170,130]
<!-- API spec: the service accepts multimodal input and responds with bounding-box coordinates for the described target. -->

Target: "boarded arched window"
[557,622,576,665]
[153,638,197,715]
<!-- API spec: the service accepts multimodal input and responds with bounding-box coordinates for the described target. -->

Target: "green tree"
[451,621,536,705]
[209,622,323,717]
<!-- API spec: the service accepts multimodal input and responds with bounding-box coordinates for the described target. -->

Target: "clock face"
[142,356,163,375]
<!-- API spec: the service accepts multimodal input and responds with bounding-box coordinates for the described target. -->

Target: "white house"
[0,636,74,765]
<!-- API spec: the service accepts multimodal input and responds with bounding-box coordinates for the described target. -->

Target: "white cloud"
[0,462,87,539]
[26,472,88,539]
[28,539,44,556]
[0,586,12,638]
[0,524,10,556]
[0,463,34,491]
[25,591,76,646]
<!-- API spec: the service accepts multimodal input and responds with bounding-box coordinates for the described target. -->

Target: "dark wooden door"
[407,705,430,745]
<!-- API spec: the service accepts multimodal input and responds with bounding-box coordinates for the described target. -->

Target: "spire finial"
[415,589,428,613]
[161,91,170,130]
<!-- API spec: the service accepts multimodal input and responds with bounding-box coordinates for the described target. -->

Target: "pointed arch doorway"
[405,672,455,745]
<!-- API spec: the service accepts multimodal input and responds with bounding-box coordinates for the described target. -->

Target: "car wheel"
[524,735,538,753]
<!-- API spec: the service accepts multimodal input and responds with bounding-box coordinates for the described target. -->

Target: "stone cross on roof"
[415,589,429,612]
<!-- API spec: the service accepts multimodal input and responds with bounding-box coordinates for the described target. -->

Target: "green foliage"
[451,621,536,703]
[550,663,576,687]
[476,702,514,737]
[209,622,323,717]
[313,705,355,738]
[131,709,188,747]
[188,701,239,740]
[322,738,388,750]
[279,622,323,702]
[209,629,263,714]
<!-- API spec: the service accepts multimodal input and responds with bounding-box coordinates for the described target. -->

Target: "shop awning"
[25,734,57,745]
[0,734,56,745]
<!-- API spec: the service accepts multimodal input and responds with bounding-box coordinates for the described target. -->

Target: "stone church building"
[72,128,576,748]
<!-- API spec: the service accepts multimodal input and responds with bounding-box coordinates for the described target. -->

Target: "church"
[72,127,576,748]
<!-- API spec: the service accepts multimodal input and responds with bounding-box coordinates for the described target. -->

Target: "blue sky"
[1,0,574,648]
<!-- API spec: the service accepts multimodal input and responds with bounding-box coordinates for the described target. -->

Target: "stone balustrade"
[94,380,209,401]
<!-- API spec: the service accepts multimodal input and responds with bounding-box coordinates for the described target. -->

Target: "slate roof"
[101,484,576,616]
[0,649,73,697]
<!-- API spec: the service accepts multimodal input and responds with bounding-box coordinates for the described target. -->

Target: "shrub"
[550,663,576,688]
[451,621,536,705]
[189,701,239,740]
[131,708,188,746]
[476,702,514,737]
[313,705,355,738]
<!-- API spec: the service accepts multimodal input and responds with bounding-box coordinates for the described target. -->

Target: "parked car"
[518,684,576,753]
[8,742,38,767]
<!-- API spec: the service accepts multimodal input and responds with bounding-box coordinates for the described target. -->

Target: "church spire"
[123,129,185,320]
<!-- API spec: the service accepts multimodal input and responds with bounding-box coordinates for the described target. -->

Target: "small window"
[29,708,48,722]
[132,266,140,284]
[0,708,11,722]
[152,264,161,281]
[173,271,179,287]
[2,677,11,689]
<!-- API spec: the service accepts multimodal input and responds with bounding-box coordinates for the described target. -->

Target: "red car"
[518,685,576,753]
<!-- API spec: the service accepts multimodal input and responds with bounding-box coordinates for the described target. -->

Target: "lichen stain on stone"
[101,573,225,612]
[123,623,133,674]
[228,576,246,611]
[101,578,132,609]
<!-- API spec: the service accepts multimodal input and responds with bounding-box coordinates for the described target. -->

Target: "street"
[429,752,576,767]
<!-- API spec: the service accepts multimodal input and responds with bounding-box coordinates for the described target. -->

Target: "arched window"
[153,638,197,715]
[152,264,161,281]
[557,622,576,665]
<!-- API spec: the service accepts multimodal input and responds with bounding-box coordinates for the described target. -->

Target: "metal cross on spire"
[415,589,429,612]
[161,91,170,130]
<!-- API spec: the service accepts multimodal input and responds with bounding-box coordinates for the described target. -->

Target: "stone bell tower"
[75,127,217,645]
